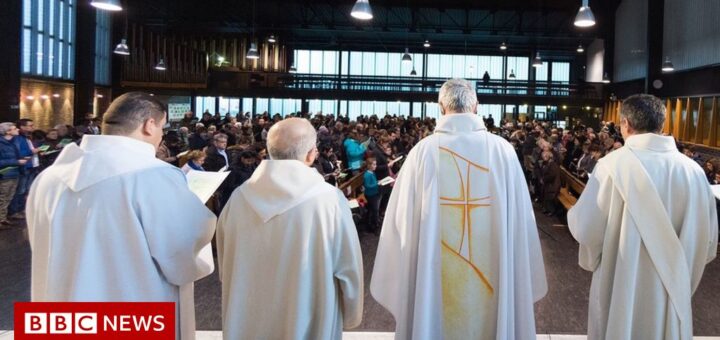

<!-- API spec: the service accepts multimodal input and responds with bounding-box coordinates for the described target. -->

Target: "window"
[195,97,216,116]
[23,0,75,79]
[293,50,339,75]
[94,11,111,85]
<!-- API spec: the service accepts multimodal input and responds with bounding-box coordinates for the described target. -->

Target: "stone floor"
[2,208,720,335]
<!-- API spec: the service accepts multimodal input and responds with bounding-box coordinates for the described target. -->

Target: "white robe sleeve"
[333,191,364,329]
[568,162,612,272]
[369,147,418,319]
[139,168,217,286]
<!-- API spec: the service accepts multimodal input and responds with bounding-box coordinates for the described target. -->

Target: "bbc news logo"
[15,302,175,339]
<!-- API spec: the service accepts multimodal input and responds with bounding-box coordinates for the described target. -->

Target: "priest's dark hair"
[102,92,166,136]
[620,94,666,133]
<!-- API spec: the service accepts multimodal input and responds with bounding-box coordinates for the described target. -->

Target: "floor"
[2,208,720,336]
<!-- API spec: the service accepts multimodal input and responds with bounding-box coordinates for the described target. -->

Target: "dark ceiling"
[123,0,621,56]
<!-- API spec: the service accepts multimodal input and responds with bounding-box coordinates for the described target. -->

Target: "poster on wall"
[168,96,192,122]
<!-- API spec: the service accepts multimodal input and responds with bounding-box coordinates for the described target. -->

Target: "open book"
[378,176,396,186]
[186,170,230,203]
[388,155,404,166]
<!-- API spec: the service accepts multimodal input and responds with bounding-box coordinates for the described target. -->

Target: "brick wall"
[18,78,75,130]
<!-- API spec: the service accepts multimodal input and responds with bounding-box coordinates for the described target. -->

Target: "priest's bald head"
[438,79,478,115]
[101,92,167,149]
[619,94,666,139]
[267,118,318,166]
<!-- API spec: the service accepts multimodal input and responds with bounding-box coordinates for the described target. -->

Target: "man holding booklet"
[26,92,216,340]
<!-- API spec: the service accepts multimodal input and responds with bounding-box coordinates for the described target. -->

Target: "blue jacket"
[344,138,366,170]
[12,135,33,170]
[0,138,21,179]
[363,170,379,197]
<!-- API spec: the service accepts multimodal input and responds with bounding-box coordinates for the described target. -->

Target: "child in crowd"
[363,157,380,234]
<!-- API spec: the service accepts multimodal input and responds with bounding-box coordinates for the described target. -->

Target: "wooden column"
[695,97,705,144]
[709,97,718,147]
[674,98,683,139]
[663,98,672,134]
[684,98,693,142]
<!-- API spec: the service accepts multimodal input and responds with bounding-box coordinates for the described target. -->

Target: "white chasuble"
[27,135,217,340]
[371,113,547,340]
[216,160,364,340]
[568,133,718,340]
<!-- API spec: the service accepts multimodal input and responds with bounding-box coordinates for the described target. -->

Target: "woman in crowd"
[181,150,206,174]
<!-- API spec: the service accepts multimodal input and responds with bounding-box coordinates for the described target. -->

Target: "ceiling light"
[247,43,260,60]
[149,93,155,96]
[217,56,225,63]
[602,72,611,83]
[96,94,104,98]
[351,0,373,20]
[289,65,297,73]
[402,48,412,64]
[500,42,507,51]
[662,56,675,72]
[586,106,591,110]
[90,0,122,11]
[574,0,596,27]
[509,69,516,79]
[577,44,584,53]
[562,105,567,110]
[410,67,417,76]
[53,93,60,98]
[114,38,130,55]
[423,40,430,48]
[155,58,166,71]
[267,35,277,43]
[532,52,543,67]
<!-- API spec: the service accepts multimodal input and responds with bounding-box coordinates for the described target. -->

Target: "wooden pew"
[558,167,586,210]
[338,172,365,198]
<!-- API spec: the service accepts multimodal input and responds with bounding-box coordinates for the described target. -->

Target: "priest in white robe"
[27,92,216,340]
[568,94,718,340]
[216,118,363,340]
[371,79,547,340]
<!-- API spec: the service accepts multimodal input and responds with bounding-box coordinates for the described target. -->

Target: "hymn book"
[185,170,230,203]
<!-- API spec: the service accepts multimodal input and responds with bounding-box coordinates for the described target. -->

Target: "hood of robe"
[434,113,487,134]
[240,160,328,223]
[51,135,167,192]
[625,133,677,152]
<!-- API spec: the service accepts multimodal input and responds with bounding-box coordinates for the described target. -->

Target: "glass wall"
[345,51,424,77]
[195,96,216,116]
[342,101,411,120]
[294,50,339,75]
[94,11,111,85]
[426,54,503,80]
[23,0,75,79]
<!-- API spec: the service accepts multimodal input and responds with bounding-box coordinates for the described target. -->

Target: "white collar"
[434,113,487,134]
[625,133,677,152]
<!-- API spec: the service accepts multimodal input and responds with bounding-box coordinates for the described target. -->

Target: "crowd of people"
[3,99,718,231]
[11,82,719,340]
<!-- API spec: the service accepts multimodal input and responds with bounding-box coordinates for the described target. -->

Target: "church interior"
[1,0,720,339]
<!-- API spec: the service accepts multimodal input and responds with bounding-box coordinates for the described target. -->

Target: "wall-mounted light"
[40,95,49,100]
[26,95,35,100]
[500,42,508,51]
[267,35,277,43]
[577,44,585,53]
[52,93,61,98]
[423,40,431,48]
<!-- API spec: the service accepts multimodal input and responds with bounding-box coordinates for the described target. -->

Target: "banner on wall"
[167,96,192,122]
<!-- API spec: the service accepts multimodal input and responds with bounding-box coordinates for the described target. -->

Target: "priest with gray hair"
[216,117,364,339]
[371,78,547,339]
